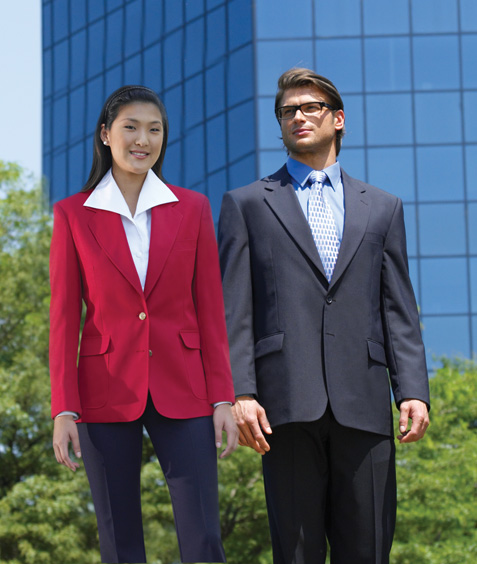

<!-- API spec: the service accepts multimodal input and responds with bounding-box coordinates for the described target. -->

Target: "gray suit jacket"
[218,165,429,437]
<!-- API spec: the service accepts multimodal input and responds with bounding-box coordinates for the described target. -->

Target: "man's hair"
[275,68,345,155]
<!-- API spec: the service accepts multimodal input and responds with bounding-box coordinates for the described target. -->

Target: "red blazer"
[49,185,235,423]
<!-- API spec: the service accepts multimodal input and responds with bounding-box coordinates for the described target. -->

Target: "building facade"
[43,0,477,368]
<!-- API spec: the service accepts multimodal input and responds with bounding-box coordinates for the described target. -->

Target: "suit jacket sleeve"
[49,203,83,418]
[381,198,430,409]
[218,191,257,397]
[193,196,236,405]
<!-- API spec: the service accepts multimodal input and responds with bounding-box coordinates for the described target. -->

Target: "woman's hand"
[53,415,82,472]
[213,404,239,459]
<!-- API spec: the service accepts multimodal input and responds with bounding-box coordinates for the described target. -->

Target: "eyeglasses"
[275,101,337,121]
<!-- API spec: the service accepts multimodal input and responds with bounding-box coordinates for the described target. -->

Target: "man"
[218,68,430,564]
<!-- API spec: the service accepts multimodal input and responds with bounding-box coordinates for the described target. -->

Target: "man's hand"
[232,396,272,455]
[397,398,429,443]
[53,415,81,471]
[213,404,239,459]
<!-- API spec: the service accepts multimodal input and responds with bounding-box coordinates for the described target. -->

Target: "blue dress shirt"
[286,157,345,241]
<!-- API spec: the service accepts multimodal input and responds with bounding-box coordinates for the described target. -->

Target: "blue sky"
[0,1,42,178]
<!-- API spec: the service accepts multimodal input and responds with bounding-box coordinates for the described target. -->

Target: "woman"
[50,85,238,563]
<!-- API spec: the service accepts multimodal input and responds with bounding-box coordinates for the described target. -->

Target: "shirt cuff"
[55,411,79,420]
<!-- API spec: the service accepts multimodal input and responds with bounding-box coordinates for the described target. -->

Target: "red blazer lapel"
[87,209,143,295]
[144,203,183,299]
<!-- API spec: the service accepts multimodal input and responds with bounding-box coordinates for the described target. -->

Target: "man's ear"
[334,109,345,132]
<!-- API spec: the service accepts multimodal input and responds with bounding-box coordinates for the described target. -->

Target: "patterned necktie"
[308,170,340,282]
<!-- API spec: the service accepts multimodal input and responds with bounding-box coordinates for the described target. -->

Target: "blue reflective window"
[164,30,183,88]
[257,40,313,96]
[144,0,163,46]
[473,316,477,355]
[315,0,361,37]
[228,0,253,49]
[106,10,123,68]
[69,87,85,144]
[462,35,477,89]
[367,148,415,202]
[413,36,459,91]
[461,0,477,32]
[88,20,104,78]
[364,38,411,92]
[408,258,419,296]
[258,97,281,150]
[44,49,52,98]
[255,0,312,39]
[43,2,52,49]
[469,204,477,255]
[86,77,104,137]
[124,54,142,84]
[165,0,183,31]
[363,0,409,34]
[89,0,105,20]
[206,7,226,66]
[403,204,417,257]
[419,203,466,256]
[411,0,458,33]
[416,146,464,202]
[164,85,183,143]
[316,39,362,94]
[54,41,69,94]
[185,75,204,129]
[420,258,468,314]
[52,151,67,201]
[422,315,471,369]
[71,31,86,88]
[207,169,227,220]
[185,19,204,77]
[464,92,477,143]
[185,126,205,187]
[338,148,366,180]
[228,101,255,162]
[465,146,477,199]
[43,101,52,153]
[53,0,69,43]
[229,153,256,190]
[162,140,182,186]
[415,93,461,144]
[52,95,68,145]
[259,150,286,178]
[341,94,365,147]
[144,43,162,93]
[125,0,142,57]
[186,0,204,21]
[205,63,225,118]
[471,259,477,314]
[105,66,123,105]
[228,45,254,106]
[207,114,227,172]
[68,142,85,192]
[207,0,224,9]
[366,94,413,146]
[70,0,86,33]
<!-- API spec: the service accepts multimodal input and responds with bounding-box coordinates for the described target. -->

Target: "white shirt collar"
[84,169,178,219]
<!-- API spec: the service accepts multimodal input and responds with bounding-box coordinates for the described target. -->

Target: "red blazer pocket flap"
[180,330,201,349]
[79,335,111,357]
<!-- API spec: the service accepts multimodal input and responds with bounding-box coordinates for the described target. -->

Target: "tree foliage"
[0,162,476,563]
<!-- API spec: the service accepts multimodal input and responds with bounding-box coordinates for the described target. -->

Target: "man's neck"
[289,151,337,171]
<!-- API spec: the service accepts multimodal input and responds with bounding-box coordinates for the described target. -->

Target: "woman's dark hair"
[81,85,169,192]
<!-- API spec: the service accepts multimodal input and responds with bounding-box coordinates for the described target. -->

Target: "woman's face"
[101,102,164,182]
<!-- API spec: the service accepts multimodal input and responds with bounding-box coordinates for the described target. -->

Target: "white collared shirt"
[84,169,178,289]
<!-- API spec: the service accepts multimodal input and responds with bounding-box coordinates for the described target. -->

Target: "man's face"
[279,86,345,161]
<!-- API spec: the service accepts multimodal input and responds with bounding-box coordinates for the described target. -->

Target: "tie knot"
[309,170,327,186]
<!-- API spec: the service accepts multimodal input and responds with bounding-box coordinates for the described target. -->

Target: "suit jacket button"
[149,350,153,357]
[326,295,333,304]
[139,312,147,320]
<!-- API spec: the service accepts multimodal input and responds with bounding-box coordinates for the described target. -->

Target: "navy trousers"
[78,395,226,563]
[262,407,396,564]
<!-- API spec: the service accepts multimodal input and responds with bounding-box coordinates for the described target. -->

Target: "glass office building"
[43,0,477,368]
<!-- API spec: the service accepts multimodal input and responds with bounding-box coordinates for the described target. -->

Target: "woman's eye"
[125,125,135,130]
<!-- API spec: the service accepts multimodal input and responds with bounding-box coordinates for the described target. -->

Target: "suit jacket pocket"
[78,335,110,409]
[180,330,207,399]
[254,332,285,360]
[367,338,387,366]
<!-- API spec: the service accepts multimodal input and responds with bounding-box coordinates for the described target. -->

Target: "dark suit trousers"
[262,407,396,564]
[77,395,225,564]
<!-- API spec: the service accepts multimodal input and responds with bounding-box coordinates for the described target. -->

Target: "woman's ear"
[100,124,109,146]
